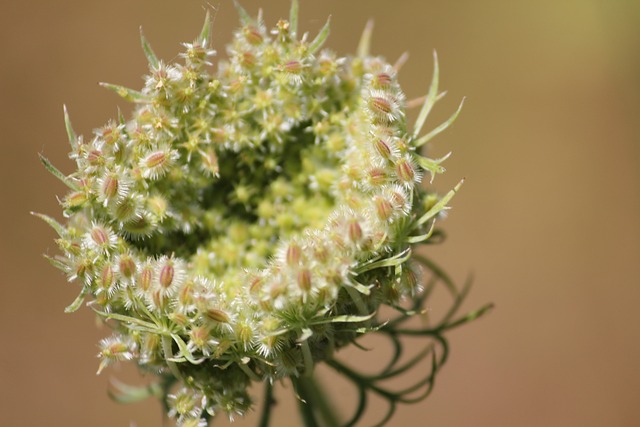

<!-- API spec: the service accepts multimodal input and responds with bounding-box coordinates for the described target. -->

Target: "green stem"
[296,375,342,427]
[295,378,321,427]
[258,381,274,427]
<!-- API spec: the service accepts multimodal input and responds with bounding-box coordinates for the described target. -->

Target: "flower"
[36,2,490,426]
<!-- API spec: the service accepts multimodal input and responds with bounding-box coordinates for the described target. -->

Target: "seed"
[368,168,387,186]
[370,96,392,115]
[139,265,153,291]
[144,151,167,169]
[283,60,302,73]
[297,269,312,292]
[90,226,108,246]
[286,243,301,266]
[206,308,230,324]
[100,264,114,289]
[348,219,363,243]
[374,196,393,220]
[395,158,415,183]
[375,73,392,87]
[119,255,136,278]
[159,263,175,288]
[374,139,393,160]
[245,26,263,45]
[101,175,119,199]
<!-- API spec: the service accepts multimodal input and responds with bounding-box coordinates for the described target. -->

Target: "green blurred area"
[1,1,638,426]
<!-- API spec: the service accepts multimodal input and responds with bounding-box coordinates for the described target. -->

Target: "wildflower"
[36,2,489,426]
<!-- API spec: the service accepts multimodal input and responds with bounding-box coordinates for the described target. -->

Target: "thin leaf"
[415,97,465,147]
[38,153,79,190]
[372,401,396,427]
[417,178,464,226]
[199,10,212,47]
[393,51,409,72]
[357,19,374,58]
[356,248,411,274]
[99,82,147,103]
[319,312,376,325]
[345,280,373,295]
[396,351,438,403]
[407,219,436,244]
[343,386,367,427]
[31,212,65,236]
[95,310,161,331]
[289,0,299,38]
[415,151,451,183]
[139,27,159,69]
[233,0,252,24]
[355,322,386,334]
[170,334,206,364]
[373,344,434,380]
[63,105,77,151]
[412,253,457,296]
[308,16,331,55]
[442,302,495,331]
[44,254,68,271]
[116,106,126,125]
[413,50,440,138]
[407,91,446,110]
[108,379,161,404]
[64,286,89,313]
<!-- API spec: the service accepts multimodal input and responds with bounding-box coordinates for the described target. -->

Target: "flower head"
[36,2,489,426]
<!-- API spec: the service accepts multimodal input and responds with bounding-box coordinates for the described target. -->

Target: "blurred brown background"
[1,0,639,426]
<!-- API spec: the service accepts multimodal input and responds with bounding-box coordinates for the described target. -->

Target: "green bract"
[38,3,489,426]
